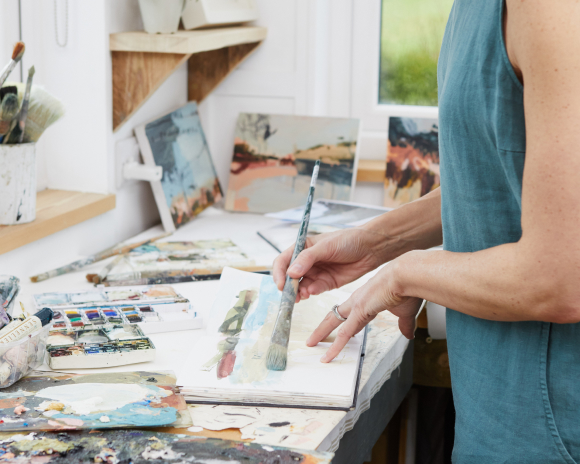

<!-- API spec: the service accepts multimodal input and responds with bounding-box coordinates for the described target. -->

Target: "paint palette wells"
[47,325,156,369]
[35,285,202,334]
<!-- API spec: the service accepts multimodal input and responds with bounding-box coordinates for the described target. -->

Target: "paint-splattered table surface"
[14,207,409,455]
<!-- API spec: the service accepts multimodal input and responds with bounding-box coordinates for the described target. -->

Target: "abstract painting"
[225,113,360,213]
[0,430,333,463]
[384,116,439,207]
[0,371,191,431]
[179,268,365,410]
[135,102,222,232]
[103,239,255,285]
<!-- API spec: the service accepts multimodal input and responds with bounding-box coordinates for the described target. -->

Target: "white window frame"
[350,0,438,158]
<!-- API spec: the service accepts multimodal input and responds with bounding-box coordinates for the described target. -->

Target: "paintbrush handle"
[270,276,300,346]
[16,66,34,143]
[289,161,320,265]
[0,60,16,88]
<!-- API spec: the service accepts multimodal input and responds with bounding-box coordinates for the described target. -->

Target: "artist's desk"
[22,208,412,464]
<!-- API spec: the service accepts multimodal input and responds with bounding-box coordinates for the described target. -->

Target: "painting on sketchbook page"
[179,267,366,410]
[385,116,439,208]
[135,102,222,232]
[0,430,333,463]
[102,239,255,285]
[225,113,361,213]
[0,371,191,432]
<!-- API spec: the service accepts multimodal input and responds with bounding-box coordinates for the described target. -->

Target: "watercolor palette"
[0,429,332,463]
[0,371,191,432]
[35,285,201,334]
[47,325,156,369]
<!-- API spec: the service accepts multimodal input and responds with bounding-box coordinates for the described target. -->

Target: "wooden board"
[0,190,116,255]
[188,42,261,102]
[356,159,386,183]
[110,27,267,54]
[112,51,192,130]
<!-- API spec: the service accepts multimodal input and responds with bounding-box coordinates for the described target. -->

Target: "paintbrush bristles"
[265,343,287,371]
[12,42,25,62]
[4,82,64,143]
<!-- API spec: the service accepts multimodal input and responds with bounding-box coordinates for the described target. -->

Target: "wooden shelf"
[110,26,267,131]
[357,159,386,183]
[0,190,116,255]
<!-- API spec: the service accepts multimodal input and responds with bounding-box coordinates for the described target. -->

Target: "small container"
[138,0,186,34]
[0,323,52,388]
[0,144,36,225]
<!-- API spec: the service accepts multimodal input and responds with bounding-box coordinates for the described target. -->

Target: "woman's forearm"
[362,188,443,263]
[396,240,580,324]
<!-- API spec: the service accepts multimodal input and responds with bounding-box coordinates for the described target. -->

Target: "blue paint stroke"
[51,404,177,427]
[243,276,280,333]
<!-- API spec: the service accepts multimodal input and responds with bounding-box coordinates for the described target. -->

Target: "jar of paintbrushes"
[0,42,64,225]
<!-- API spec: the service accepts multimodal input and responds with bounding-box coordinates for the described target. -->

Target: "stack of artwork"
[260,200,391,252]
[179,268,366,410]
[96,239,255,286]
[384,116,440,207]
[225,113,361,213]
[135,102,222,232]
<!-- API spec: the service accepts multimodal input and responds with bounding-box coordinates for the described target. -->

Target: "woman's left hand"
[306,260,423,363]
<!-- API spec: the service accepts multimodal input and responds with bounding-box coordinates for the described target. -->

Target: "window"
[379,0,454,106]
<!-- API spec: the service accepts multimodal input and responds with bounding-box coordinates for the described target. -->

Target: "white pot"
[138,0,186,34]
[0,143,36,225]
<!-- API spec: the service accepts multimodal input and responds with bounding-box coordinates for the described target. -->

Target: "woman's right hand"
[272,227,387,302]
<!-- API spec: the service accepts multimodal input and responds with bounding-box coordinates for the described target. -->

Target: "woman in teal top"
[273,0,580,461]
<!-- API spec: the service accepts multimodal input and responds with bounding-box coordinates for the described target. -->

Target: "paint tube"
[0,308,53,344]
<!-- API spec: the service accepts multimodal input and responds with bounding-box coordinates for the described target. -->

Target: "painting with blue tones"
[225,113,360,213]
[136,102,222,232]
[0,371,191,431]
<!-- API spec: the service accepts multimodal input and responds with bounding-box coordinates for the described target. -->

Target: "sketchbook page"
[179,268,362,405]
[266,199,391,226]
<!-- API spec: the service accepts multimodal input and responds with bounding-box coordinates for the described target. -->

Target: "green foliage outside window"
[379,0,454,106]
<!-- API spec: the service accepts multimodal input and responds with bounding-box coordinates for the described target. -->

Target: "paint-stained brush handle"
[266,161,320,371]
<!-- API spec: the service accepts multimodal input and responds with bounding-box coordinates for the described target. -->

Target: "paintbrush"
[91,254,124,284]
[0,42,25,88]
[96,266,273,287]
[0,86,17,102]
[3,81,64,143]
[5,66,34,144]
[30,232,172,283]
[266,160,320,371]
[0,94,18,142]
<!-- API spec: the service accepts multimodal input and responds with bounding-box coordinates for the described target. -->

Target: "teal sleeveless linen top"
[438,1,580,462]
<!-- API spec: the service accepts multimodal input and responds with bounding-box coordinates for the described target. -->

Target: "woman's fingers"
[320,309,374,363]
[306,311,344,346]
[273,245,295,290]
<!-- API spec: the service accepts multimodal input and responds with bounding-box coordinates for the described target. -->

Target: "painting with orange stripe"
[225,113,360,213]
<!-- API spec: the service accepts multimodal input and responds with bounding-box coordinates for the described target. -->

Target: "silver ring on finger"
[331,304,347,322]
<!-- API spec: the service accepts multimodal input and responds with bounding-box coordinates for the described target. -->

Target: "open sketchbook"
[179,267,366,411]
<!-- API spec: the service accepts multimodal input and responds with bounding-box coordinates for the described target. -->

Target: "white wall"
[0,0,387,279]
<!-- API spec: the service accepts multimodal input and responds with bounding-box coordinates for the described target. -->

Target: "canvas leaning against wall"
[225,113,361,213]
[135,102,223,232]
[384,116,439,208]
